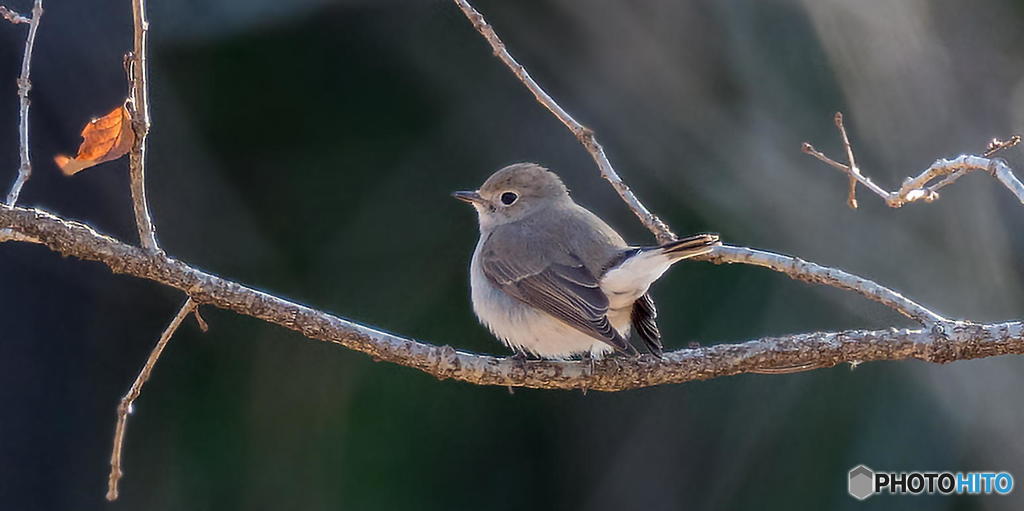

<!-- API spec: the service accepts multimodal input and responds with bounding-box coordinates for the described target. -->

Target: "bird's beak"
[451,190,485,205]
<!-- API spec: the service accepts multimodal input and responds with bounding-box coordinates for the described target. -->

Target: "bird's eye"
[500,192,518,205]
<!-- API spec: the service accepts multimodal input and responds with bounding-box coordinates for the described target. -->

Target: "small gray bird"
[454,163,719,360]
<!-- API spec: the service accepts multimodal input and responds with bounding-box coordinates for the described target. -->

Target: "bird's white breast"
[469,237,628,359]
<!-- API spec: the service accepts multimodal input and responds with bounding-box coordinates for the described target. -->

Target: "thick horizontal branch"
[3,204,1020,391]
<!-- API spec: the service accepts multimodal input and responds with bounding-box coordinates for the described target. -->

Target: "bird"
[453,162,719,360]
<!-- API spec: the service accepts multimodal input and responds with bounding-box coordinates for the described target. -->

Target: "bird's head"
[452,162,570,230]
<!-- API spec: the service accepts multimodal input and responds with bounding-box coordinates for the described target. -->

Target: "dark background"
[2,0,1024,509]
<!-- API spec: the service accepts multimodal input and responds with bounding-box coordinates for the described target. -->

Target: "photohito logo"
[848,465,1014,500]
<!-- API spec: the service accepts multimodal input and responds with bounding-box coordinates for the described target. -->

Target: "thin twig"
[834,112,860,208]
[704,245,946,326]
[192,307,209,332]
[0,5,28,24]
[801,115,897,206]
[451,0,676,243]
[0,1,42,242]
[922,168,969,196]
[803,113,1024,207]
[982,135,1021,158]
[107,297,197,501]
[126,0,159,252]
[5,0,42,206]
[919,132,1017,196]
[7,204,1021,395]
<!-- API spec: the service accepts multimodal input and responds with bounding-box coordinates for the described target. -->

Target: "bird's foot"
[578,351,598,396]
[507,349,530,394]
[580,351,596,375]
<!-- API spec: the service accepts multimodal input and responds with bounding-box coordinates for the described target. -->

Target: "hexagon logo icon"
[848,465,875,500]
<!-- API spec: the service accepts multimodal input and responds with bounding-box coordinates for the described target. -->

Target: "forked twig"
[0,1,42,243]
[4,0,42,206]
[107,297,198,501]
[0,5,29,24]
[803,112,1024,207]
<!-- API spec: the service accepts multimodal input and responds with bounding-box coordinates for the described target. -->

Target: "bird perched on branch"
[454,163,719,360]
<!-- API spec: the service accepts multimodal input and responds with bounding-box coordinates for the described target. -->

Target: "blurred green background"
[2,0,1024,509]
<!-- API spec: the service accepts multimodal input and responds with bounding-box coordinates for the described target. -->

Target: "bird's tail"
[600,233,721,306]
[659,233,720,260]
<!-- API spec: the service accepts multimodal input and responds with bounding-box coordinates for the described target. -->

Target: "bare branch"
[992,159,1024,204]
[5,0,42,206]
[800,115,896,206]
[192,307,209,332]
[0,1,42,243]
[983,135,1021,158]
[704,245,946,326]
[0,5,29,24]
[834,112,861,208]
[5,204,1020,393]
[803,113,1024,207]
[107,297,197,501]
[126,0,159,252]
[452,0,677,243]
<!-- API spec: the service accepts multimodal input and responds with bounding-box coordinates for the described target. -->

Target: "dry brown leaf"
[54,103,135,176]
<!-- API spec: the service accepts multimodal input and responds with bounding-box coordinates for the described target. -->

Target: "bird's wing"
[480,239,636,355]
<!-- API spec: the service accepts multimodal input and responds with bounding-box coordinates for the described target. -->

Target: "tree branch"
[452,0,677,243]
[4,0,41,206]
[803,112,1024,207]
[106,297,197,501]
[0,0,42,242]
[5,204,1021,393]
[704,245,946,326]
[0,5,29,24]
[126,0,158,252]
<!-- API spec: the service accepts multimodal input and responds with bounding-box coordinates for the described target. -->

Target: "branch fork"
[0,4,30,24]
[803,112,1024,208]
[4,0,42,207]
